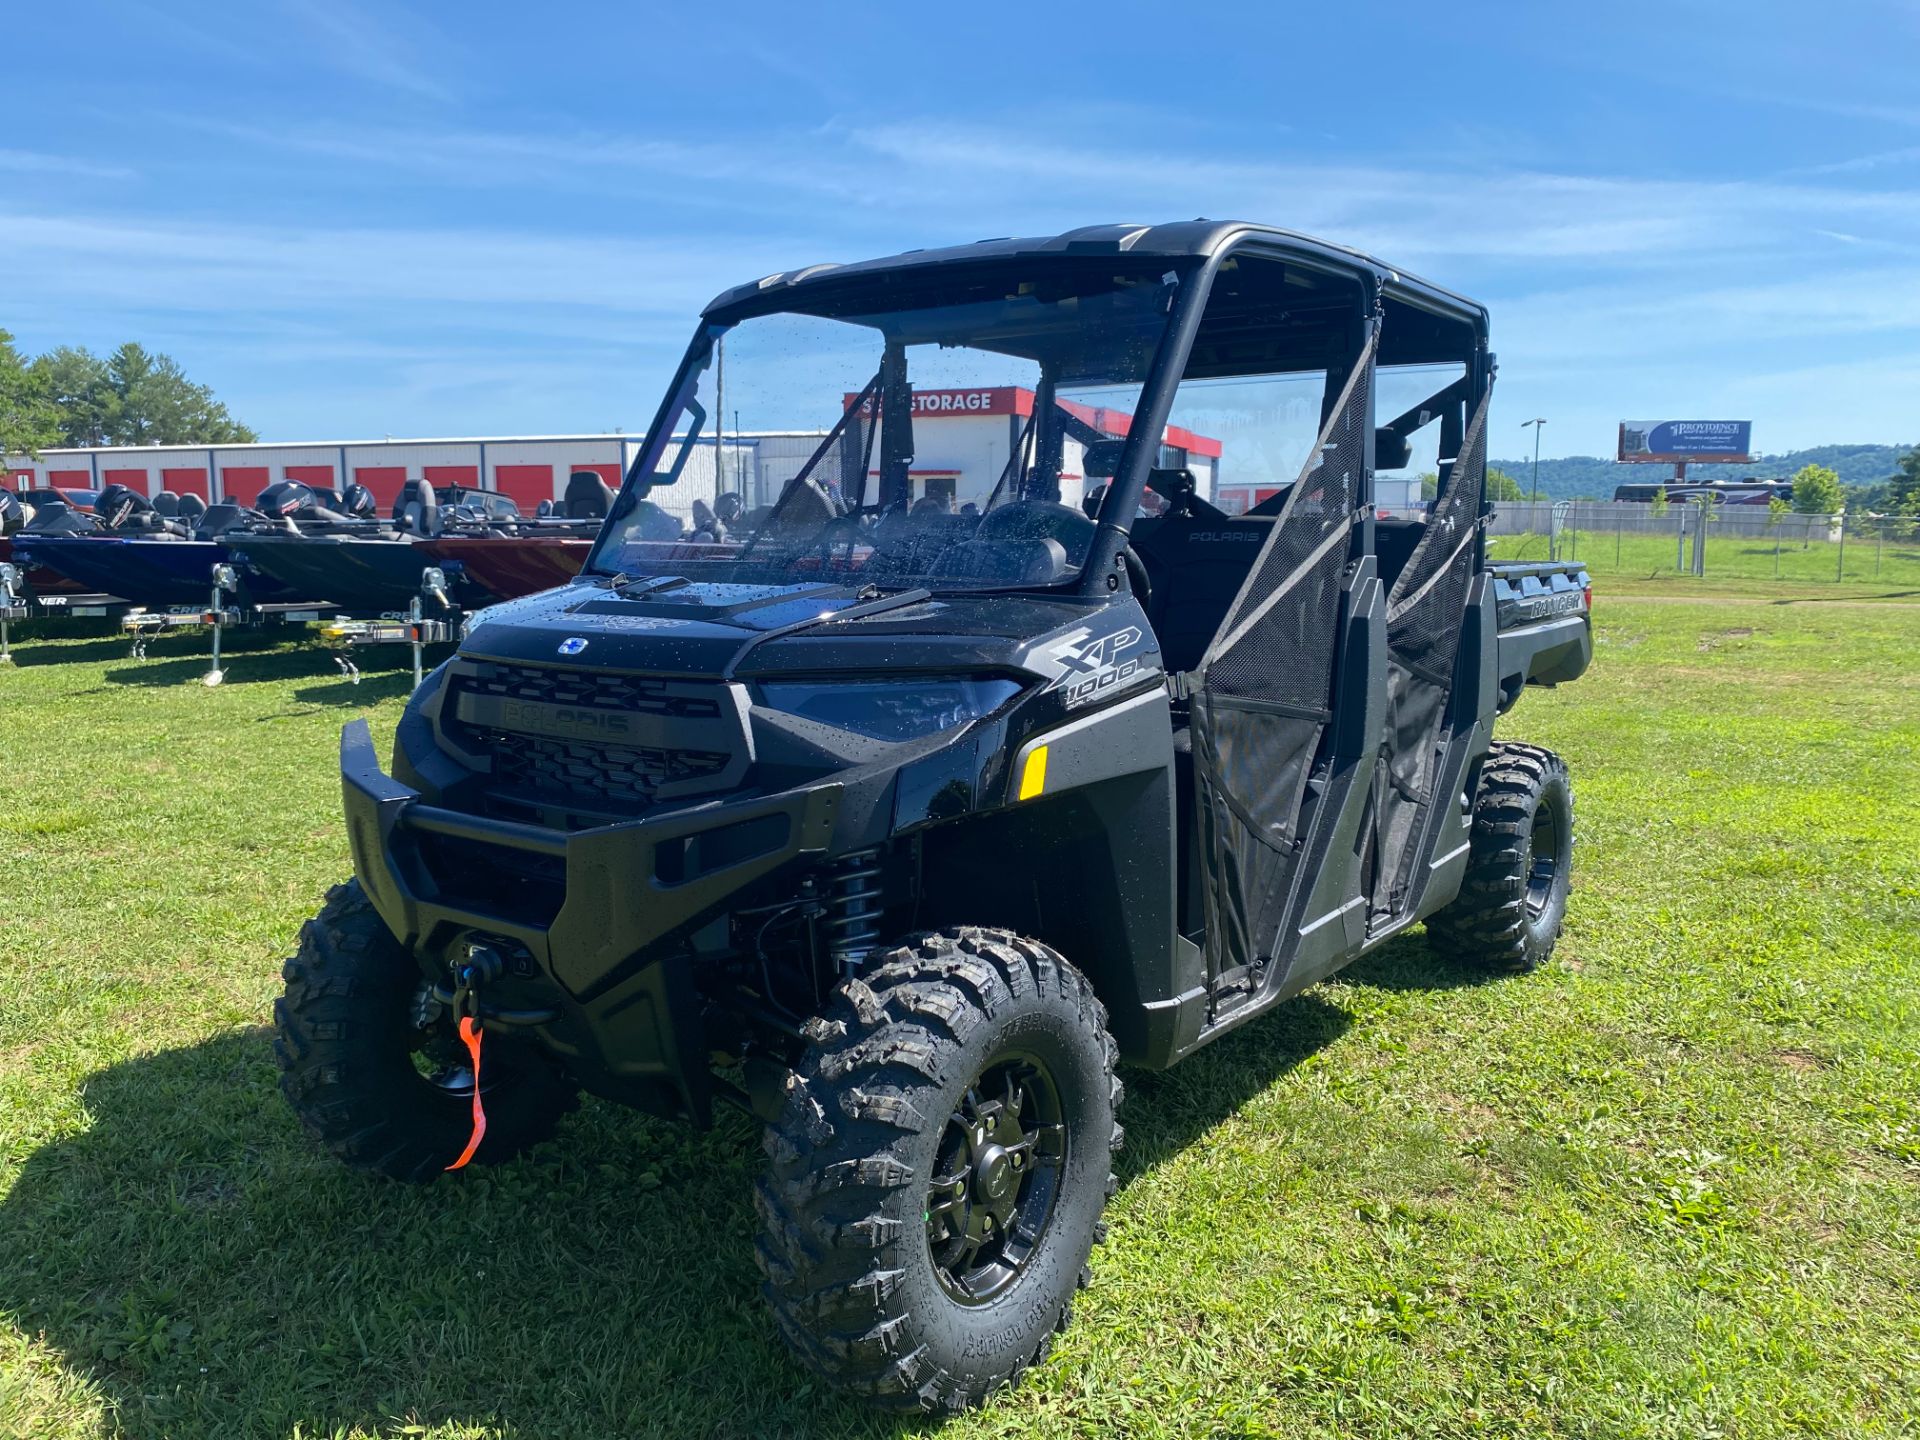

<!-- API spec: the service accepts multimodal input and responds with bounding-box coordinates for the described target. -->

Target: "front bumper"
[339,718,842,1120]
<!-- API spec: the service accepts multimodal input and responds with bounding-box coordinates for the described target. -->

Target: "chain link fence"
[1485,501,1920,585]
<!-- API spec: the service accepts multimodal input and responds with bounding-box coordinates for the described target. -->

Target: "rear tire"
[1426,742,1573,974]
[273,879,578,1181]
[755,928,1122,1412]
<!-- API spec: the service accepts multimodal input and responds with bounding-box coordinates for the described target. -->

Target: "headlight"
[758,676,1020,742]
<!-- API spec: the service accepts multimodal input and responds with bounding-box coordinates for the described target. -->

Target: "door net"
[1190,330,1376,986]
[1376,381,1492,910]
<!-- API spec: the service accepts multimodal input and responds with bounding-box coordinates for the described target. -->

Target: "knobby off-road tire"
[1426,741,1574,974]
[755,928,1122,1412]
[273,879,577,1181]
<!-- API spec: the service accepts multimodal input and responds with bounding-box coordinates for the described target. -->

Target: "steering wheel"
[813,512,865,574]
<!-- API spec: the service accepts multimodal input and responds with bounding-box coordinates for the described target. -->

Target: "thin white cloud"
[1794,145,1920,176]
[0,149,136,181]
[0,210,795,318]
[155,111,1920,274]
[277,0,456,103]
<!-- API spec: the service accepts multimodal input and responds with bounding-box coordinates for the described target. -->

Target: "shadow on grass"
[1770,588,1920,604]
[290,665,427,707]
[0,1029,927,1439]
[1335,929,1503,994]
[98,645,437,697]
[1,935,1467,1437]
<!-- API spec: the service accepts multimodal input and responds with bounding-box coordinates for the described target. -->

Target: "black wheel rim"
[1525,798,1563,918]
[925,1054,1066,1306]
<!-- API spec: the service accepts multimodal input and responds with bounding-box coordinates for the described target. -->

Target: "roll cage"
[594,222,1490,600]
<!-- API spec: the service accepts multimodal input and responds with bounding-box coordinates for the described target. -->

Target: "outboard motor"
[338,482,377,518]
[0,489,23,537]
[715,492,745,528]
[255,481,317,519]
[535,499,555,519]
[94,483,152,530]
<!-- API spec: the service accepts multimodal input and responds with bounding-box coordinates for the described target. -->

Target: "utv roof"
[705,220,1488,334]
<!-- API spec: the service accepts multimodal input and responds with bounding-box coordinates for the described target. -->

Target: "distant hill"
[1486,443,1913,502]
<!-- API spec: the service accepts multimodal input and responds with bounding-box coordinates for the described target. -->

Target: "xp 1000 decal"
[1031,624,1152,709]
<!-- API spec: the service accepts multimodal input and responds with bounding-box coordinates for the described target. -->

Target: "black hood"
[458,577,1127,682]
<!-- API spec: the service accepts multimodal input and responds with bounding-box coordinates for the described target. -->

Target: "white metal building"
[5,393,1221,525]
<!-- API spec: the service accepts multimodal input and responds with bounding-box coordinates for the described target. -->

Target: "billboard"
[1618,420,1754,464]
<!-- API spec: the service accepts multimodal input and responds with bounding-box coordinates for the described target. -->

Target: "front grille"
[445,659,743,818]
[458,660,724,720]
[489,733,731,809]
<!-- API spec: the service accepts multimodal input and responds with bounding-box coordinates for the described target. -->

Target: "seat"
[563,472,615,520]
[176,493,208,523]
[1130,514,1273,674]
[393,479,440,535]
[1374,517,1427,590]
[151,490,181,517]
[689,497,723,542]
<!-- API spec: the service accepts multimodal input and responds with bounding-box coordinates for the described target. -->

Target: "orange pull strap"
[444,1015,487,1171]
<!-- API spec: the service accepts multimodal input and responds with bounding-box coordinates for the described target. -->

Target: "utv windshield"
[586,260,1190,592]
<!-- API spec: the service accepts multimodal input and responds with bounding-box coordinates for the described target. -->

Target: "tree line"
[0,328,256,457]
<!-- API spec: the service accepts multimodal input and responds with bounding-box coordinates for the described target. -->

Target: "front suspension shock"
[823,848,884,974]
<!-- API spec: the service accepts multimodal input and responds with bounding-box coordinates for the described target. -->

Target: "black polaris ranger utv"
[276,221,1591,1411]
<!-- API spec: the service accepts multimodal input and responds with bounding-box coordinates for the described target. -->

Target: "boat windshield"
[585,259,1190,592]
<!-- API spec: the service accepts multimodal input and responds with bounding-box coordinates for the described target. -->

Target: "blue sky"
[3,0,1917,459]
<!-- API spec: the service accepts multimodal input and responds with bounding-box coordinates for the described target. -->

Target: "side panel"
[917,686,1201,1066]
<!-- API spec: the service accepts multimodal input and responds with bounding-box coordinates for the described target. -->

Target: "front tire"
[1426,742,1574,973]
[755,928,1122,1411]
[273,879,578,1181]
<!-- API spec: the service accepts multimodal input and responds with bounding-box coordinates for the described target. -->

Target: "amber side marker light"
[1017,745,1049,801]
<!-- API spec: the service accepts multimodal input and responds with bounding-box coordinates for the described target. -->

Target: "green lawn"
[1489,525,1920,587]
[2,593,1918,1439]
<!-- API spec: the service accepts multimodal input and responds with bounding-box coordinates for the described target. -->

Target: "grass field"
[2,588,1918,1439]
[1489,525,1920,587]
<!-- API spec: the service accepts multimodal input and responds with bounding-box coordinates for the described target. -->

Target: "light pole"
[1521,417,1546,504]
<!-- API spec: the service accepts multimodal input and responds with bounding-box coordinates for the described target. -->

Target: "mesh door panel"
[1375,383,1491,909]
[1201,334,1375,707]
[1386,386,1488,682]
[1191,332,1375,984]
